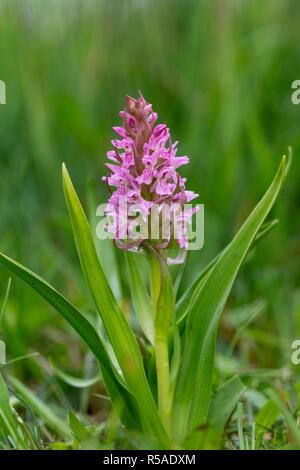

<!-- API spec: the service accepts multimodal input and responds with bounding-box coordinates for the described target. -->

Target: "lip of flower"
[112,126,128,139]
[150,166,178,196]
[127,190,140,204]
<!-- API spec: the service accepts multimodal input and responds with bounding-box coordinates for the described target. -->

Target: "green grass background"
[0,0,299,390]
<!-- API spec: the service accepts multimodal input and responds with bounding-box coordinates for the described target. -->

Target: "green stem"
[155,334,172,435]
[148,248,172,435]
[149,249,160,314]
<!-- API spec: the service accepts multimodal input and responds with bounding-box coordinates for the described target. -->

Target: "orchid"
[0,93,289,449]
[103,92,198,255]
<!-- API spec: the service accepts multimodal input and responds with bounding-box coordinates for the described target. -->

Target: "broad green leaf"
[0,373,28,449]
[69,409,100,450]
[0,251,138,430]
[207,375,246,432]
[8,375,72,440]
[62,164,168,444]
[51,362,101,388]
[173,156,286,443]
[125,252,154,344]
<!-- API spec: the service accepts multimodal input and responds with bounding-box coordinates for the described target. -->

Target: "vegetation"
[0,0,299,450]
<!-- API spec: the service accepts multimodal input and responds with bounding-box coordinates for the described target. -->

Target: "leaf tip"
[62,163,72,195]
[275,154,286,183]
[62,162,68,178]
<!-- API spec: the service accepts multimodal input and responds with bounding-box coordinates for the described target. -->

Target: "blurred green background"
[0,0,299,383]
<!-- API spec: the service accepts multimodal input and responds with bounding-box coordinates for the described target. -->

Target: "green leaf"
[8,375,72,440]
[254,395,281,436]
[69,409,100,450]
[0,251,138,430]
[51,362,101,388]
[125,252,154,343]
[208,375,246,433]
[173,156,286,444]
[62,164,168,444]
[0,373,28,449]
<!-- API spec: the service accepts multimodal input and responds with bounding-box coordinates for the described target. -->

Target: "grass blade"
[0,277,11,328]
[266,389,300,449]
[237,402,245,450]
[51,362,101,389]
[8,375,72,440]
[254,395,281,439]
[69,409,101,450]
[0,372,28,449]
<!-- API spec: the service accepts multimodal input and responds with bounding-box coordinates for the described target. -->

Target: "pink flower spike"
[102,92,199,260]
